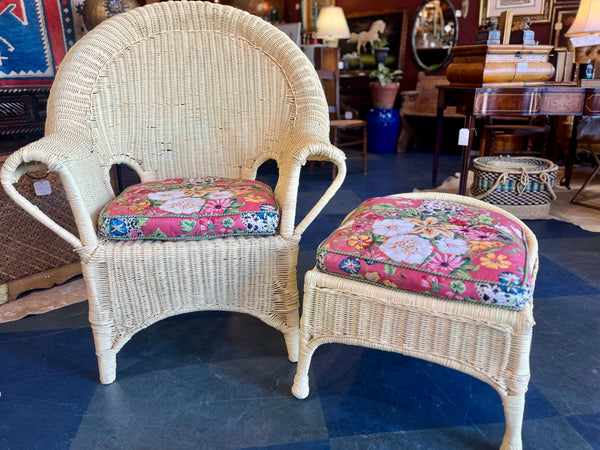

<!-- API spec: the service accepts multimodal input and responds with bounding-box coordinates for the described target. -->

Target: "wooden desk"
[433,85,600,195]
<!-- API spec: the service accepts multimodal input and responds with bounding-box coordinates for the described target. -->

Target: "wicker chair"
[0,2,346,384]
[292,192,538,450]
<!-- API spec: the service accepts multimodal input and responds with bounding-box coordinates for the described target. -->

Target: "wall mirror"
[411,0,458,72]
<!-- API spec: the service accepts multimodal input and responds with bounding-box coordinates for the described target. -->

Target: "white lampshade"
[565,0,600,37]
[315,6,350,47]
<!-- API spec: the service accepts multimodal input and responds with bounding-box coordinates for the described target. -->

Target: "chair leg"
[283,315,300,362]
[571,151,600,206]
[97,350,117,384]
[500,393,526,450]
[362,126,368,174]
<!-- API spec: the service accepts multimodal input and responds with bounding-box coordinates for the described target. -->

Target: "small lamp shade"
[315,6,350,47]
[565,0,600,37]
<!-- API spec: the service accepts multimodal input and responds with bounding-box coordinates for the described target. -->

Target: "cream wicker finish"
[0,2,346,384]
[292,192,538,450]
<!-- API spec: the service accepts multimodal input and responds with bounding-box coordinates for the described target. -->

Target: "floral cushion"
[316,196,534,310]
[98,177,279,240]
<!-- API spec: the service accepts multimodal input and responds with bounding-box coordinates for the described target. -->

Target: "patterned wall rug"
[1,0,86,86]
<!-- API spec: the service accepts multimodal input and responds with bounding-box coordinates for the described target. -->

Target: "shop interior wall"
[283,0,557,90]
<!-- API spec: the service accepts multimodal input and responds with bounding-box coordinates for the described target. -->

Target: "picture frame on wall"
[274,22,302,46]
[338,9,409,72]
[550,1,580,50]
[479,0,554,26]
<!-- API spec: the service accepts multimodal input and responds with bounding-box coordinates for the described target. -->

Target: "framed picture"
[550,1,579,50]
[274,22,302,46]
[302,0,336,35]
[339,9,409,72]
[479,0,554,26]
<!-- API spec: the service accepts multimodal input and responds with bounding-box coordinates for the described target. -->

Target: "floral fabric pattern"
[98,177,279,240]
[316,196,534,310]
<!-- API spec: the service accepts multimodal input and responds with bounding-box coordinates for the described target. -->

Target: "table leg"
[459,114,475,196]
[563,114,581,189]
[432,90,446,186]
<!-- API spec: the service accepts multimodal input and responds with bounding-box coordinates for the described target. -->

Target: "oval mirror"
[411,0,458,72]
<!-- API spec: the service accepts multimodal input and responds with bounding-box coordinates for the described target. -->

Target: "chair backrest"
[46,2,328,198]
[317,70,341,121]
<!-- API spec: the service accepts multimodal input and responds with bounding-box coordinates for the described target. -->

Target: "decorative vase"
[366,108,400,154]
[369,81,400,109]
[82,0,139,31]
[374,48,389,65]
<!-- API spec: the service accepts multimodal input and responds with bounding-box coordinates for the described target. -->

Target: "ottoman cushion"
[316,195,534,310]
[98,177,279,240]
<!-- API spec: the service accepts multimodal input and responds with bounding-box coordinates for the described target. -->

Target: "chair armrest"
[275,138,346,239]
[1,136,102,258]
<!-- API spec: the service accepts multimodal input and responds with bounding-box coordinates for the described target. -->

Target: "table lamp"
[315,6,350,48]
[564,0,600,47]
[565,0,600,80]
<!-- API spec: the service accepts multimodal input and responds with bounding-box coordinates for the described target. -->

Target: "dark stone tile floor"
[1,150,598,449]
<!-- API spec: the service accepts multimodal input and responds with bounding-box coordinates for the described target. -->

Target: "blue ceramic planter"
[367,108,400,154]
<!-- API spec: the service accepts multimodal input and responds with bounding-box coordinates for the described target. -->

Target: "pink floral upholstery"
[98,177,279,240]
[316,196,534,310]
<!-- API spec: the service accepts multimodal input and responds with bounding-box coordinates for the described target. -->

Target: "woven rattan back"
[46,1,327,198]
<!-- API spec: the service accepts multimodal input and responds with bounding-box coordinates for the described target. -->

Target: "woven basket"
[471,156,558,219]
[0,156,81,304]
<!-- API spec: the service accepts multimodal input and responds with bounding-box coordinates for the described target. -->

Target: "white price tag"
[33,180,52,196]
[458,128,470,146]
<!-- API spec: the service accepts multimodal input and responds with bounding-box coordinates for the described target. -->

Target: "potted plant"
[369,63,403,109]
[372,37,390,65]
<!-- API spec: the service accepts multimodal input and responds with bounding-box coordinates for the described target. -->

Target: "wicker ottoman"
[292,192,538,450]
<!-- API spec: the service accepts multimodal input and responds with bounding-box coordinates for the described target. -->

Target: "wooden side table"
[432,85,597,195]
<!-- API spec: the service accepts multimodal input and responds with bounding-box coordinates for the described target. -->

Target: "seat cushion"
[98,177,279,240]
[316,196,534,310]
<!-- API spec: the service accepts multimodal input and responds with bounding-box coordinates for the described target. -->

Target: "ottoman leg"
[291,334,317,399]
[500,393,525,450]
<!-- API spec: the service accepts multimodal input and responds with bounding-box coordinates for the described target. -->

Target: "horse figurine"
[348,20,386,54]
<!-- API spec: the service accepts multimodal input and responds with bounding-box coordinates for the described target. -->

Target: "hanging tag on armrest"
[458,128,470,146]
[34,180,52,196]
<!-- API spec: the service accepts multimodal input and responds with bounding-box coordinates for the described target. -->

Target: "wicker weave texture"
[1,2,346,384]
[292,192,538,450]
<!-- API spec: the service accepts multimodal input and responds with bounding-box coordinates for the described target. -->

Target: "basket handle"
[472,172,508,200]
[539,172,557,200]
[472,168,556,200]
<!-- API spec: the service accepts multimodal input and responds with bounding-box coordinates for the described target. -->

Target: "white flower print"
[372,219,414,237]
[148,190,186,201]
[206,190,234,200]
[437,237,469,255]
[159,197,205,214]
[380,235,432,264]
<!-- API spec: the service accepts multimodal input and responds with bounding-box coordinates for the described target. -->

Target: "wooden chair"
[317,70,367,178]
[571,119,600,209]
[0,2,346,384]
[480,116,550,157]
